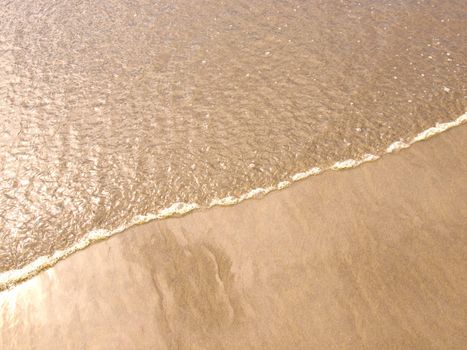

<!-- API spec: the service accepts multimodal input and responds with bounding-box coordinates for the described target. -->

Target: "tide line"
[0,112,465,292]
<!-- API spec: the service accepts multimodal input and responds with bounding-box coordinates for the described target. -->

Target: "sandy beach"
[1,1,466,348]
[1,124,466,349]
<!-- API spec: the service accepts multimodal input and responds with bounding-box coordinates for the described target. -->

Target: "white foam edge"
[1,111,466,291]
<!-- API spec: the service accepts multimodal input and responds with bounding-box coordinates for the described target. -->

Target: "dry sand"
[1,124,467,350]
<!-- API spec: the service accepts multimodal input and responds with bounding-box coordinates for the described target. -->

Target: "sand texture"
[1,125,467,350]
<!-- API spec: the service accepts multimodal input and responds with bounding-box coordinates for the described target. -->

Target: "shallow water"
[0,0,466,279]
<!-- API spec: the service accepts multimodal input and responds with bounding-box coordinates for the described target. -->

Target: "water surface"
[0,0,466,278]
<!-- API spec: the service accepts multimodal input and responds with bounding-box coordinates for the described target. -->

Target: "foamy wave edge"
[1,112,466,291]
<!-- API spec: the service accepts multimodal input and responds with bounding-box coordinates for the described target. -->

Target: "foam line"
[1,112,466,291]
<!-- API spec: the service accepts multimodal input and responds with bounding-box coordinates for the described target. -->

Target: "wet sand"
[1,124,467,350]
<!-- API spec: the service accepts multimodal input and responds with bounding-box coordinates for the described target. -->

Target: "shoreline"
[1,112,466,292]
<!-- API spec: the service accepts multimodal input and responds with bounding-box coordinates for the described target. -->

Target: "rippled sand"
[1,0,466,280]
[1,125,466,349]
